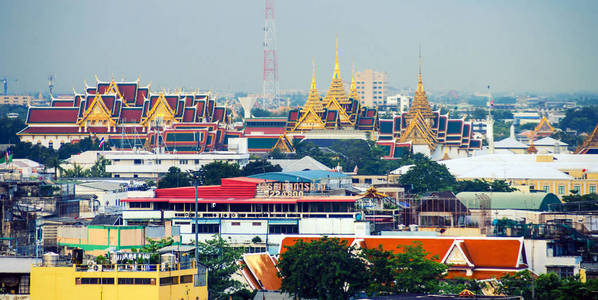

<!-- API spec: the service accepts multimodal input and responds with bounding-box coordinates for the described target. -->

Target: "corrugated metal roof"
[455,191,561,211]
[249,170,347,182]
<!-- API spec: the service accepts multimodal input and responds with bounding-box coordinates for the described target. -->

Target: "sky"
[1,0,597,95]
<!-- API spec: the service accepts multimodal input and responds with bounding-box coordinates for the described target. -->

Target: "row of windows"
[188,224,299,234]
[77,276,196,286]
[535,184,596,194]
[76,277,154,285]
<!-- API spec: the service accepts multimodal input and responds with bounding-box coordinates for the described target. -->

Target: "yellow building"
[31,261,207,300]
[438,154,598,198]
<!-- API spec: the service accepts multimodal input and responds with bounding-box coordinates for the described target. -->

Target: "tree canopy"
[361,241,447,295]
[197,161,242,185]
[558,106,598,134]
[277,237,368,300]
[241,159,281,176]
[196,236,245,300]
[157,166,192,188]
[398,159,456,194]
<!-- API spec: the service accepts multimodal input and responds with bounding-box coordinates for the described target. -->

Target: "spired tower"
[400,53,438,151]
[323,38,353,127]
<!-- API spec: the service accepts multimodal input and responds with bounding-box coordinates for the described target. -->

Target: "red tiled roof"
[19,126,83,134]
[27,107,79,123]
[119,108,143,123]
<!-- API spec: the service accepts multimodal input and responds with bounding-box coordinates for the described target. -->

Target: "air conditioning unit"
[409,224,419,232]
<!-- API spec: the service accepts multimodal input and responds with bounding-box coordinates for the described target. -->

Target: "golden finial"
[417,46,424,93]
[333,36,340,79]
[311,59,316,89]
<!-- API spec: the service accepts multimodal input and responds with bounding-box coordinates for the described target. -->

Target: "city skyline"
[1,0,597,95]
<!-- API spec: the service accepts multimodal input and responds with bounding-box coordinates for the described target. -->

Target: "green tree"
[0,116,25,144]
[241,159,282,176]
[198,161,241,185]
[454,179,516,193]
[196,236,245,300]
[44,155,62,180]
[62,164,90,178]
[362,241,447,295]
[89,155,111,177]
[498,270,534,299]
[277,237,368,300]
[158,166,192,188]
[559,106,598,134]
[399,158,456,194]
[562,193,598,203]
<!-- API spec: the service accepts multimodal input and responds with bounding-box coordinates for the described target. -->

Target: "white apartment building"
[386,94,411,113]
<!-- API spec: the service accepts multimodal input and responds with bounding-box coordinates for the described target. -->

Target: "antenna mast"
[262,0,279,107]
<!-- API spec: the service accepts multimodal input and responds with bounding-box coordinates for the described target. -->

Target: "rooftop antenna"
[48,74,55,97]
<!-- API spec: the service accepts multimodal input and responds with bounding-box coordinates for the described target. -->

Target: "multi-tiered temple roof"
[18,78,238,153]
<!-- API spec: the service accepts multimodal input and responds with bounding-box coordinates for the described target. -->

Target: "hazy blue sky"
[1,0,597,95]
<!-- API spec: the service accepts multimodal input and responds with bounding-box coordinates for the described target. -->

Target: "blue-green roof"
[249,170,347,182]
[455,191,562,211]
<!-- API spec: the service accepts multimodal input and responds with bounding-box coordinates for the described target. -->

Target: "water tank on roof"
[43,252,59,267]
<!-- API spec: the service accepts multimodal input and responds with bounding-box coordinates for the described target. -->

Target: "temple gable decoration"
[77,94,116,129]
[141,93,177,127]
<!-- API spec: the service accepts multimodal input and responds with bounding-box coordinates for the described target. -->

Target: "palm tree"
[44,155,63,180]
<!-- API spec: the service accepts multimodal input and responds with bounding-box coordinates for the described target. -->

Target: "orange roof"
[242,253,282,291]
[362,238,455,261]
[462,239,522,268]
[238,261,260,290]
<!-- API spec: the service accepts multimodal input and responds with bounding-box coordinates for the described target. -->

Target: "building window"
[252,222,262,226]
[558,185,565,195]
[573,185,581,193]
[231,222,241,226]
[179,160,188,165]
[117,278,155,285]
[191,224,219,234]
[134,159,143,165]
[130,202,151,209]
[180,275,193,284]
[155,160,161,165]
[195,159,200,164]
[160,276,179,286]
[546,266,574,278]
[590,185,596,194]
[543,185,550,192]
[269,224,298,234]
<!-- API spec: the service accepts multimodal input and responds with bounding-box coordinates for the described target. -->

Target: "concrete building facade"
[355,69,387,106]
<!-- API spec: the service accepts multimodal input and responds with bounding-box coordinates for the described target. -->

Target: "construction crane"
[0,77,18,95]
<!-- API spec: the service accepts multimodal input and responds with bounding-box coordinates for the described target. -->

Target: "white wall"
[299,218,356,235]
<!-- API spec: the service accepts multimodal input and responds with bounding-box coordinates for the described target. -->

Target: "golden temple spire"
[349,63,360,101]
[303,60,324,112]
[325,37,350,106]
[406,48,434,119]
[333,36,340,79]
[417,46,424,93]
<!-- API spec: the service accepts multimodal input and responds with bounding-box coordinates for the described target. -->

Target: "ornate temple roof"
[405,54,435,120]
[303,61,324,113]
[576,122,598,154]
[323,39,350,106]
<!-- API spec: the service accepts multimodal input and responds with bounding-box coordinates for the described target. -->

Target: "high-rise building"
[355,69,387,107]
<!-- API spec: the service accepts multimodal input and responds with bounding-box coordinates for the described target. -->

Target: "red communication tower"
[262,0,278,105]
